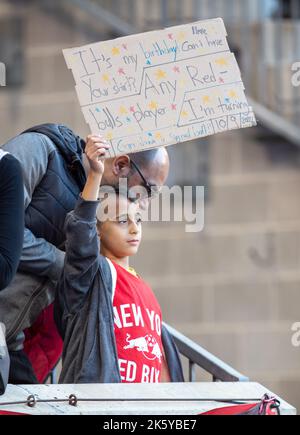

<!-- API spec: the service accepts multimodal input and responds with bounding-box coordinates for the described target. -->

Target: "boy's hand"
[85,134,110,175]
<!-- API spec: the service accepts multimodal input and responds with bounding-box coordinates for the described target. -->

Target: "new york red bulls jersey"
[110,260,163,383]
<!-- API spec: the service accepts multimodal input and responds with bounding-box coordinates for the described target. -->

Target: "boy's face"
[97,195,142,259]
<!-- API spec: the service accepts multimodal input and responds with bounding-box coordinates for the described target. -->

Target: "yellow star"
[215,57,228,66]
[106,132,113,141]
[178,79,187,88]
[155,132,163,140]
[177,31,186,41]
[181,110,189,118]
[202,96,211,104]
[119,106,128,115]
[112,47,120,56]
[102,73,110,83]
[155,69,167,80]
[229,90,237,98]
[149,101,158,110]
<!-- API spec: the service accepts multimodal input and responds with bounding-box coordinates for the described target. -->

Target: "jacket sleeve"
[0,155,24,291]
[2,132,65,282]
[58,196,101,315]
[19,229,65,283]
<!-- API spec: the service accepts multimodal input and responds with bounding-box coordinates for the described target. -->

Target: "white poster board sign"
[63,18,256,157]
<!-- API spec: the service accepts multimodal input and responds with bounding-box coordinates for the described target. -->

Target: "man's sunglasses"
[113,159,160,201]
[130,159,160,199]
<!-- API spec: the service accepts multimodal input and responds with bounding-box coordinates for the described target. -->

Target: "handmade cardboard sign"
[63,18,256,157]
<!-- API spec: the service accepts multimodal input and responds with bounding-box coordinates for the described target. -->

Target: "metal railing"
[164,323,248,382]
[55,0,300,147]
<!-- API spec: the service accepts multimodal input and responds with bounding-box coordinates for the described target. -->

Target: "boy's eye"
[118,216,128,224]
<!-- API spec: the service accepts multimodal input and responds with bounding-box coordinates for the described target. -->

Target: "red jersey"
[110,260,163,383]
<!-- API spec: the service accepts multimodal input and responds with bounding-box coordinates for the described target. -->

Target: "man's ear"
[112,155,131,177]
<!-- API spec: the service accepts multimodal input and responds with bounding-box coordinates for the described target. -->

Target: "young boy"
[55,136,184,384]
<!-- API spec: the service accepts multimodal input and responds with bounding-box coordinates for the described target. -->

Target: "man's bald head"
[101,147,170,191]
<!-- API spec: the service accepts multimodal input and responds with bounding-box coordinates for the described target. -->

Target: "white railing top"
[0,382,296,415]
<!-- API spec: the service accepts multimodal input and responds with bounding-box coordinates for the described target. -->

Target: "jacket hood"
[22,123,87,190]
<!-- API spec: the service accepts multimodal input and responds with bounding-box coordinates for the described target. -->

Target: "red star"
[171,104,177,111]
[168,33,174,40]
[130,106,135,113]
[118,68,125,75]
[173,66,180,73]
[219,77,225,83]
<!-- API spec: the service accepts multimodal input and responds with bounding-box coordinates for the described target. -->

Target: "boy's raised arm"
[57,136,110,316]
[81,134,109,202]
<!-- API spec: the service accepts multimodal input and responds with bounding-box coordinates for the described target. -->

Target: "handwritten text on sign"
[63,18,256,157]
